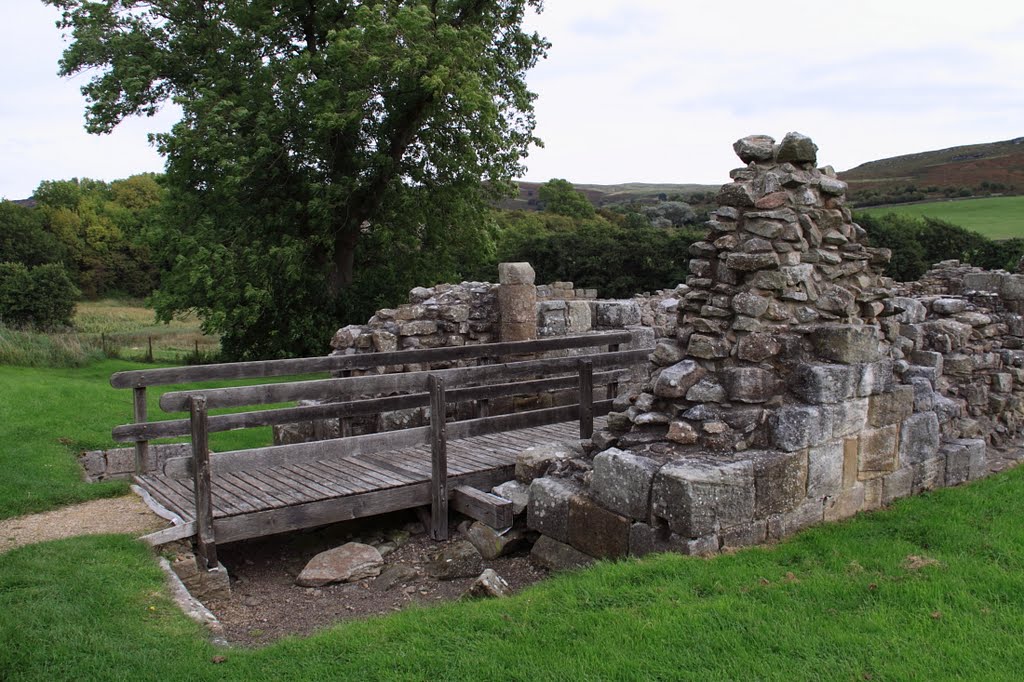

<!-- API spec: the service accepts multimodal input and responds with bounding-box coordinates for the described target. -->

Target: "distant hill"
[501,181,721,211]
[839,137,1024,202]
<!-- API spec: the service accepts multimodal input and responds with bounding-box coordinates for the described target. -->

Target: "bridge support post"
[429,375,449,540]
[189,395,218,569]
[578,359,594,440]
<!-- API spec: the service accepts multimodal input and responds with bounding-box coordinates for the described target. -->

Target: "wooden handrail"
[110,331,635,388]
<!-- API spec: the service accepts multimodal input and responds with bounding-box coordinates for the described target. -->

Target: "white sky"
[2,1,1023,199]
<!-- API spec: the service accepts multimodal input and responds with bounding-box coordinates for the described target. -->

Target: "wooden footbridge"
[111,332,647,570]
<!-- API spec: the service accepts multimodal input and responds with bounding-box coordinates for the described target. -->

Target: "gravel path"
[0,495,168,554]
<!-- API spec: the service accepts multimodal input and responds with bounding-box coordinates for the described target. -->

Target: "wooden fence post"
[606,343,621,400]
[578,359,594,440]
[189,395,218,569]
[428,375,449,541]
[133,387,149,474]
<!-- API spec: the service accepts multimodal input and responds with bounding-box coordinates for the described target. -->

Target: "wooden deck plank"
[133,415,597,544]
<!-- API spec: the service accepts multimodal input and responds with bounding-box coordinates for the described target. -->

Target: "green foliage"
[49,0,548,360]
[0,262,79,329]
[0,325,105,368]
[859,212,1024,281]
[486,208,699,297]
[0,201,64,266]
[538,178,596,219]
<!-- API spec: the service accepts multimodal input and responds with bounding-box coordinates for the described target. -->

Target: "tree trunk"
[329,229,359,296]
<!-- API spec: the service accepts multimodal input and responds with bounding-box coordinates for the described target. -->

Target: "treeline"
[481,179,702,297]
[850,180,1015,208]
[857,212,1024,281]
[0,175,162,327]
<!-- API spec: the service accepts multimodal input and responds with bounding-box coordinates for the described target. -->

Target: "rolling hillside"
[839,137,1024,196]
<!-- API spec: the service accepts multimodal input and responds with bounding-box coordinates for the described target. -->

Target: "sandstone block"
[594,300,641,327]
[823,485,865,522]
[899,412,940,467]
[882,467,914,505]
[567,495,630,559]
[687,334,731,359]
[828,398,869,438]
[810,324,883,364]
[591,448,661,520]
[770,405,830,451]
[651,458,754,538]
[791,363,856,404]
[566,300,592,333]
[498,262,535,285]
[530,536,594,572]
[751,450,808,516]
[492,480,530,515]
[867,386,915,427]
[527,477,580,542]
[726,251,780,272]
[807,440,844,500]
[943,438,987,485]
[769,500,824,539]
[721,367,779,403]
[736,332,782,362]
[857,425,899,478]
[912,457,946,494]
[720,520,768,549]
[856,360,894,397]
[653,359,707,398]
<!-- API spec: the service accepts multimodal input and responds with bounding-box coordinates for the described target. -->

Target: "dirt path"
[0,495,168,554]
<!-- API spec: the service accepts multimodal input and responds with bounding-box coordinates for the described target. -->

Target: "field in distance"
[859,196,1024,240]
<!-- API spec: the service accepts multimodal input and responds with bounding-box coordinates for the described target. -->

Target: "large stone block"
[498,262,536,285]
[810,324,883,364]
[769,405,830,451]
[530,536,595,572]
[912,457,946,494]
[751,450,808,517]
[594,300,641,327]
[567,495,630,559]
[882,467,914,505]
[629,522,717,557]
[687,333,731,359]
[651,458,754,538]
[807,440,844,500]
[527,478,580,542]
[898,412,940,467]
[856,360,894,397]
[867,386,915,427]
[653,359,707,399]
[790,363,856,404]
[823,485,865,522]
[720,519,768,549]
[828,398,869,438]
[591,448,661,520]
[776,132,818,164]
[943,439,987,486]
[721,367,779,404]
[768,500,824,539]
[857,425,899,478]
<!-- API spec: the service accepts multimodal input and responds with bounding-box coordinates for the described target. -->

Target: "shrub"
[0,262,80,329]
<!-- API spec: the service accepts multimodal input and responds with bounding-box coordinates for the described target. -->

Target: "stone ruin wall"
[275,265,669,444]
[517,133,1024,568]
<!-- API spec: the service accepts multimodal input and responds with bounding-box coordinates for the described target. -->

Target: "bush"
[0,262,80,329]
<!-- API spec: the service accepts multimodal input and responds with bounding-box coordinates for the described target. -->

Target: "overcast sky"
[2,1,1022,199]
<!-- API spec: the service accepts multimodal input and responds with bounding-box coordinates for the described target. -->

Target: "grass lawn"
[0,359,318,520]
[3,466,1024,680]
[860,196,1024,240]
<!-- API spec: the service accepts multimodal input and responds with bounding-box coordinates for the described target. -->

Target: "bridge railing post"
[578,359,594,440]
[428,375,449,540]
[189,395,217,569]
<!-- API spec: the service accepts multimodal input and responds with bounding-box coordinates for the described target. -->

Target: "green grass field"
[3,467,1024,680]
[861,196,1024,240]
[0,360,320,519]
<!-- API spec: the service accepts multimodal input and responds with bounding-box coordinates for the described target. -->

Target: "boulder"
[296,543,383,587]
[425,540,484,580]
[462,569,512,599]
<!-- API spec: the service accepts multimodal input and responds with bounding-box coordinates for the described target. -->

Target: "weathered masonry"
[521,133,1024,563]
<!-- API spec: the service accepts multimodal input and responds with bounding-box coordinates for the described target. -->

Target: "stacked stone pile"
[519,133,1020,567]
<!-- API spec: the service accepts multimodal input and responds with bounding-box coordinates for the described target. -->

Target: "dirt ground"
[205,511,548,646]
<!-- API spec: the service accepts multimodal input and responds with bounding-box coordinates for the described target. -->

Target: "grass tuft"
[0,326,106,368]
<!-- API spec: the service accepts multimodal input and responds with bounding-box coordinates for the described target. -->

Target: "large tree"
[47,0,548,358]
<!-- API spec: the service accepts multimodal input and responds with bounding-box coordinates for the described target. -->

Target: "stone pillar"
[498,262,537,342]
